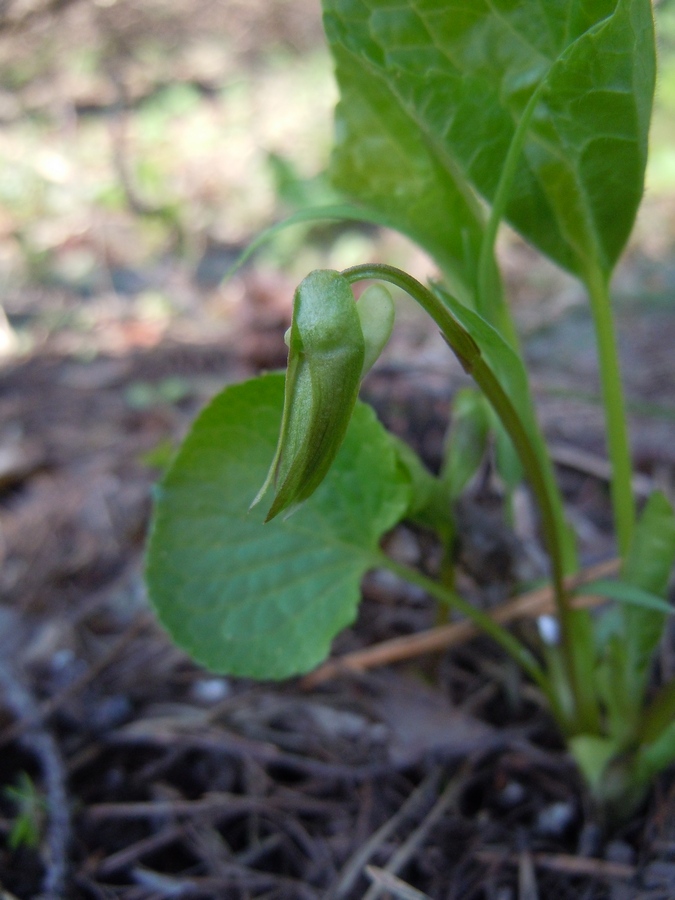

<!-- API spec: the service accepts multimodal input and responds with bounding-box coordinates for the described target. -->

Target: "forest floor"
[2,1,675,898]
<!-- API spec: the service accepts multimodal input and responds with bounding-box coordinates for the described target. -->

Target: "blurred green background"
[0,0,674,357]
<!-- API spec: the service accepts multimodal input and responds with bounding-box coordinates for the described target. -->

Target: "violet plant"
[146,0,675,820]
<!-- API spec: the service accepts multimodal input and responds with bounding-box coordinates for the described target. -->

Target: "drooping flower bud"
[253,270,366,521]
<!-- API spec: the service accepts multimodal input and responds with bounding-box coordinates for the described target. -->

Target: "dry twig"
[365,866,432,900]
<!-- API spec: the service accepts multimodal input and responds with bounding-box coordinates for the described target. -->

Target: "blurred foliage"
[652,0,675,189]
[0,0,673,349]
[0,0,335,298]
[4,772,44,851]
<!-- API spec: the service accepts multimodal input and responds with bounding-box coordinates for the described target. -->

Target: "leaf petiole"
[584,263,636,557]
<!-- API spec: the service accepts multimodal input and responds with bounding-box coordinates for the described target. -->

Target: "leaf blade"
[323,0,655,279]
[583,578,674,616]
[326,32,487,304]
[146,374,410,679]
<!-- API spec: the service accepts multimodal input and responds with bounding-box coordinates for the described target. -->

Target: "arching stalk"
[342,263,596,731]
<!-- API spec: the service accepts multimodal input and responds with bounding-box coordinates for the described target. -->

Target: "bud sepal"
[253,269,368,521]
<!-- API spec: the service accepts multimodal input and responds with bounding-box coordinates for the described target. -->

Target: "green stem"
[344,263,566,589]
[343,263,599,731]
[585,264,635,558]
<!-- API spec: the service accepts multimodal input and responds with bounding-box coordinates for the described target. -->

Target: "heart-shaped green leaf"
[146,374,410,679]
[323,0,655,280]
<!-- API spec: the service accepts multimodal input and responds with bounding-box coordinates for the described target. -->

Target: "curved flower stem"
[343,263,595,731]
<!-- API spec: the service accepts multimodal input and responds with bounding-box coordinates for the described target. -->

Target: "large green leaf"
[323,0,655,279]
[146,374,410,679]
[329,39,487,305]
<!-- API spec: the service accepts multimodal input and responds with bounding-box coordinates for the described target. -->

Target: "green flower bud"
[253,270,366,521]
[356,283,395,376]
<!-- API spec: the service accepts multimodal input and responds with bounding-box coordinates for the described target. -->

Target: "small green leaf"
[568,734,620,796]
[638,718,675,786]
[388,433,452,538]
[5,773,43,850]
[621,492,675,685]
[486,407,524,493]
[583,578,674,616]
[146,374,410,679]
[357,283,395,375]
[624,492,675,599]
[441,388,490,500]
[594,493,675,746]
[570,734,648,820]
[638,678,675,778]
[139,437,176,472]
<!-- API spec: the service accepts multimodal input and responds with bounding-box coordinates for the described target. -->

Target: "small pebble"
[191,677,231,703]
[494,887,514,900]
[577,821,602,857]
[535,800,576,837]
[537,614,560,646]
[641,860,675,890]
[497,780,526,809]
[52,648,75,671]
